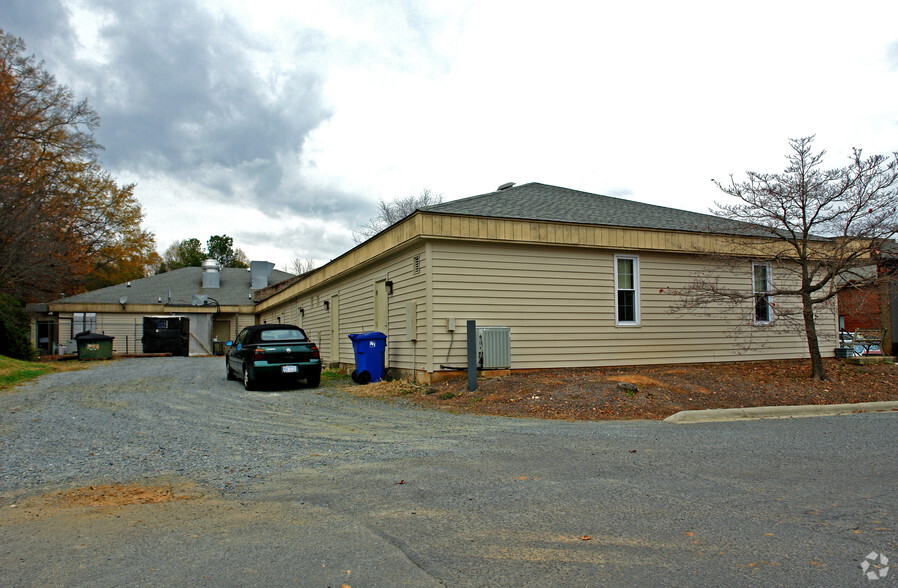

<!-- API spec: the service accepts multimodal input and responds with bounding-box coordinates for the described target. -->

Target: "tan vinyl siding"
[56,310,256,355]
[94,313,145,354]
[259,245,428,372]
[253,210,838,378]
[56,311,147,354]
[236,313,256,332]
[258,301,301,328]
[256,212,780,314]
[256,211,793,315]
[430,241,836,370]
[418,213,757,255]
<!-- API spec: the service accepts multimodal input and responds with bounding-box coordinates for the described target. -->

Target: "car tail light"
[253,348,266,361]
[310,345,320,359]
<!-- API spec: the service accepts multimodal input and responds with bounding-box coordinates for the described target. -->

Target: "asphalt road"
[1,357,895,586]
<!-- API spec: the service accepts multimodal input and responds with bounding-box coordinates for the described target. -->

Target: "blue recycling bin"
[348,332,387,384]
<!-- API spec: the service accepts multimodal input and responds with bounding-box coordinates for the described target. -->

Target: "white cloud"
[5,0,898,270]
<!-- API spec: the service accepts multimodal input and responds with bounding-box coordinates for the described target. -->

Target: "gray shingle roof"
[419,182,740,234]
[54,267,293,306]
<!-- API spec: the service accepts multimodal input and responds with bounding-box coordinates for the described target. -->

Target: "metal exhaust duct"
[250,261,275,289]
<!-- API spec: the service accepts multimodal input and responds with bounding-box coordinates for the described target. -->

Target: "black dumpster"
[74,332,115,360]
[142,316,189,356]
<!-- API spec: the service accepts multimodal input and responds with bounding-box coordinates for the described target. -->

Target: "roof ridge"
[414,182,755,236]
[533,183,724,219]
[421,182,723,222]
[419,181,541,212]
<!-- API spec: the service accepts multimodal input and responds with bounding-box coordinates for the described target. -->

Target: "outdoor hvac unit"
[477,327,511,369]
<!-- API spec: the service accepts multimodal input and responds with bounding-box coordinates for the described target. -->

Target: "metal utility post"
[467,320,477,392]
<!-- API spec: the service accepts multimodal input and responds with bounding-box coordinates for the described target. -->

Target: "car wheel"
[242,365,255,391]
[226,360,237,380]
[306,371,321,388]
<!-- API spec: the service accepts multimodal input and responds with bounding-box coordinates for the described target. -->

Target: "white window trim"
[752,262,773,325]
[614,254,640,326]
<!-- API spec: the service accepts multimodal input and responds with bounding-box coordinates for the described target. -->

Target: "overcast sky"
[5,0,898,271]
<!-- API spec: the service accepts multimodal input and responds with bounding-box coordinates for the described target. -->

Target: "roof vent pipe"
[497,182,515,191]
[202,258,221,289]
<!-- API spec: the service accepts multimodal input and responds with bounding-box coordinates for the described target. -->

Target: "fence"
[34,317,148,356]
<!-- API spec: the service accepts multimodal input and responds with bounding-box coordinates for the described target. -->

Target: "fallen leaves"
[401,359,898,421]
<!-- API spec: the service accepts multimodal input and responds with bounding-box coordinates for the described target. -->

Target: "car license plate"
[282,365,298,374]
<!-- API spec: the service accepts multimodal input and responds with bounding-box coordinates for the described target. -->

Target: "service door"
[213,319,230,355]
[330,294,340,364]
[375,280,388,332]
[375,280,389,367]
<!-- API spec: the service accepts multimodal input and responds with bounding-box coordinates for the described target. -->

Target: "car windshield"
[259,328,307,342]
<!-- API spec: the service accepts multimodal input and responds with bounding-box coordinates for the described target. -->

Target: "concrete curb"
[664,401,898,424]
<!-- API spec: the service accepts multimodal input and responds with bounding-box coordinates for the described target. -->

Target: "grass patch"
[0,355,88,391]
[321,368,351,382]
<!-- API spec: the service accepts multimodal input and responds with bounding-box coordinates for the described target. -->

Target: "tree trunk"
[801,293,827,381]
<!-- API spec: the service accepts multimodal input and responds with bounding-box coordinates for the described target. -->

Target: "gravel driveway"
[1,357,896,586]
[0,357,495,497]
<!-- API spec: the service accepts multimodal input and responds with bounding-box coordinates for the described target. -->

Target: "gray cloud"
[237,223,354,265]
[90,2,324,166]
[3,0,75,48]
[87,1,332,207]
[4,0,372,222]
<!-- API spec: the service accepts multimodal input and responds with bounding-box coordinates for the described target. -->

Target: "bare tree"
[668,136,898,380]
[288,257,316,275]
[353,188,443,243]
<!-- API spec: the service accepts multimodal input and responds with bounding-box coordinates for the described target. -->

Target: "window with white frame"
[614,255,640,326]
[752,262,772,324]
[72,312,96,337]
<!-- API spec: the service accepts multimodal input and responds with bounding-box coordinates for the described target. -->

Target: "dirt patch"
[604,374,666,387]
[0,482,202,525]
[343,379,419,399]
[354,359,898,421]
[54,484,191,507]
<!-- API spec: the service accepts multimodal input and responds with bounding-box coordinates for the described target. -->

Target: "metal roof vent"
[202,258,221,289]
[251,260,275,289]
[497,182,515,191]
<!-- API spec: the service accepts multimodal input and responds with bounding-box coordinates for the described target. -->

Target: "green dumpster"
[74,332,115,360]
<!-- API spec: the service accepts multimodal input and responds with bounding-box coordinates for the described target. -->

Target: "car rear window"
[259,328,308,342]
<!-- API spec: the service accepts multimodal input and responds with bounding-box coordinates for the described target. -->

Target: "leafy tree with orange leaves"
[0,30,157,300]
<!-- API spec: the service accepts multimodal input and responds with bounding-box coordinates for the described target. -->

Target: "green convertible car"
[225,324,322,390]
